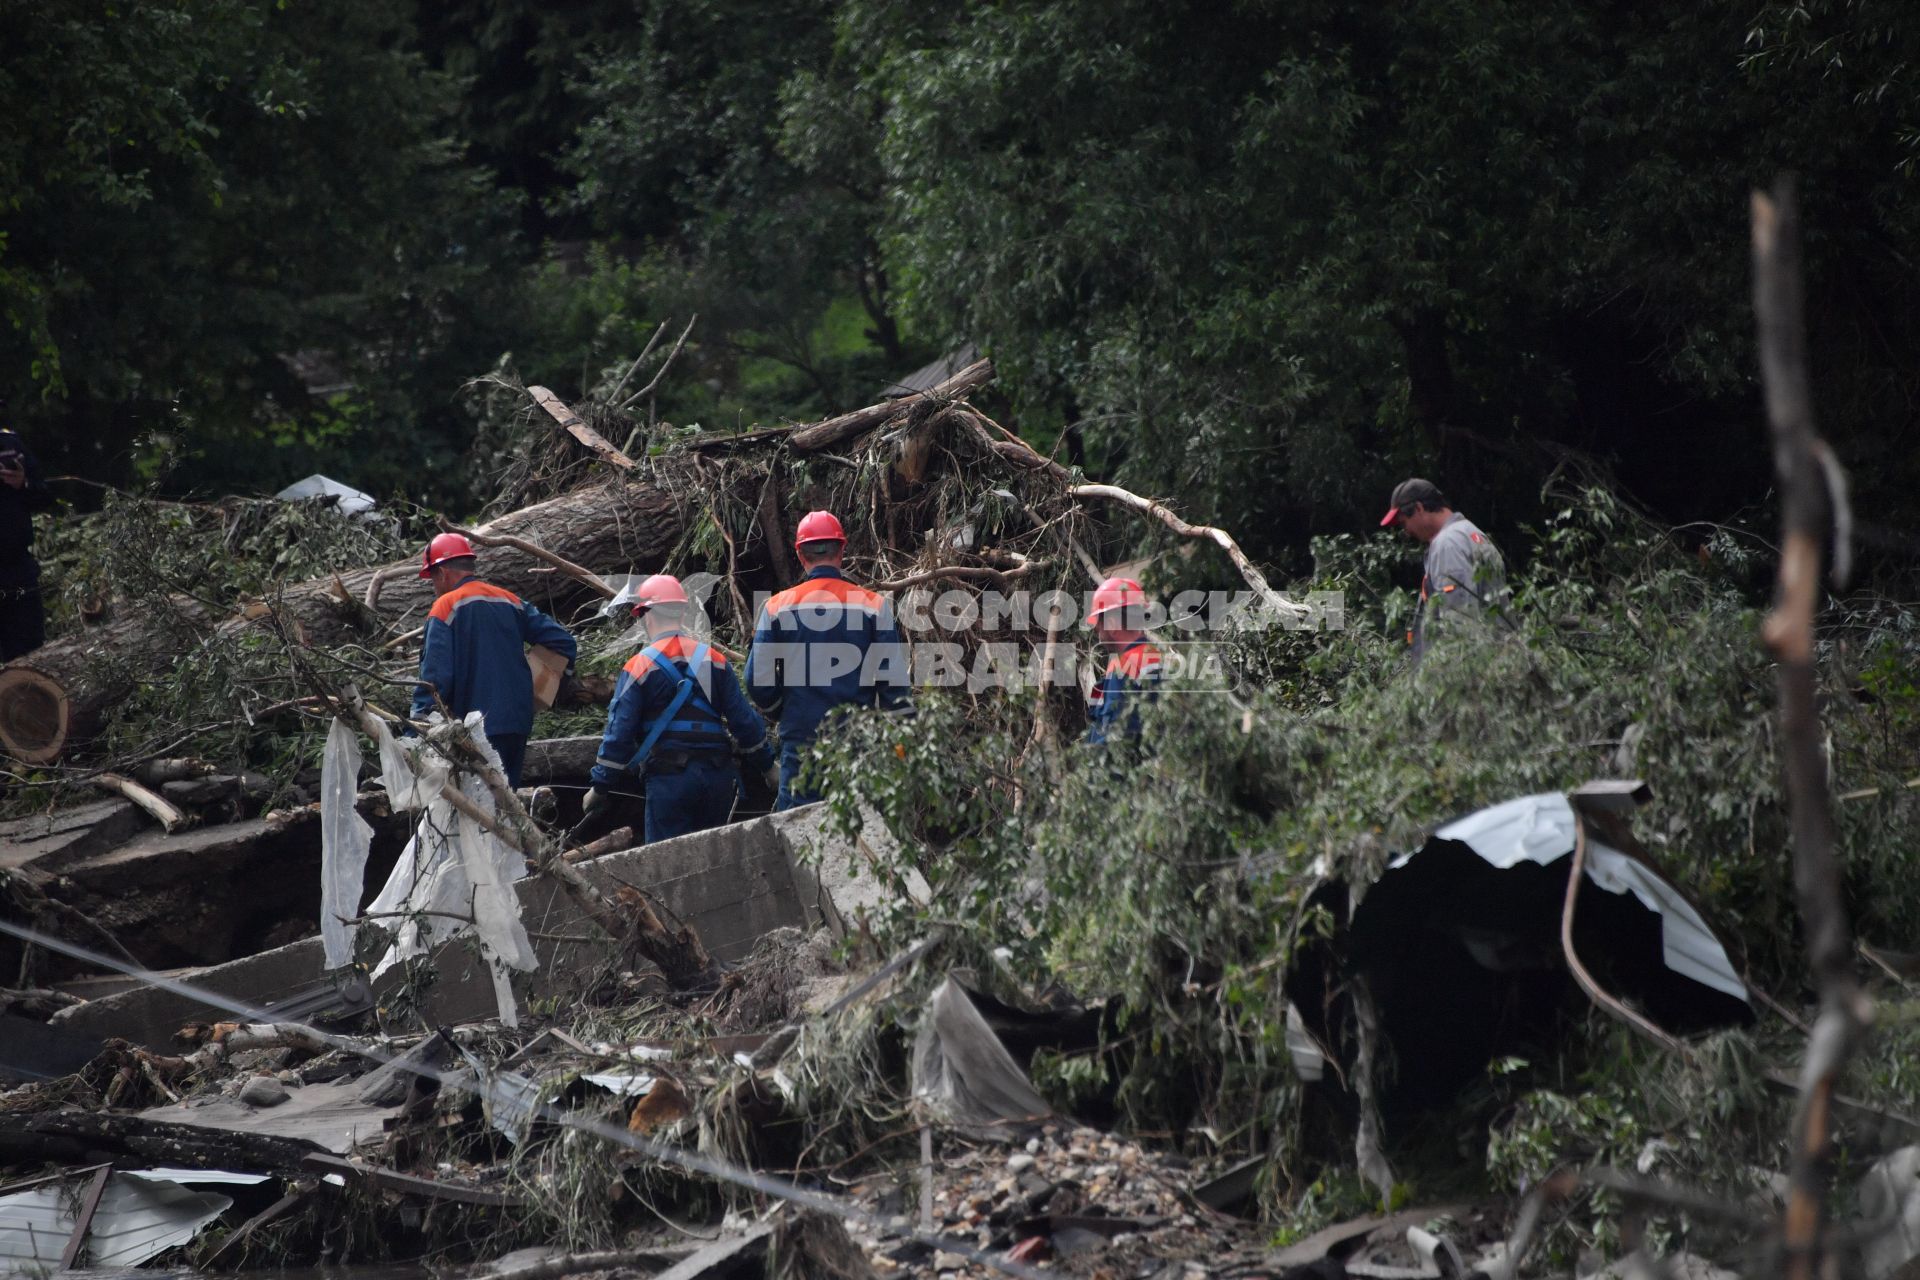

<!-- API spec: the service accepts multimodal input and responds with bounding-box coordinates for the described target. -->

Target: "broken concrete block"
[239,1075,290,1108]
[0,798,144,874]
[1861,1145,1920,1280]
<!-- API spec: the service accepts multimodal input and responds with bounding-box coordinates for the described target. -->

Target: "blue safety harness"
[622,641,722,773]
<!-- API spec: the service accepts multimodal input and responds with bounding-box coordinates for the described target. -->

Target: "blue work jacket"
[412,576,577,738]
[744,566,913,743]
[591,632,773,788]
[1087,640,1162,744]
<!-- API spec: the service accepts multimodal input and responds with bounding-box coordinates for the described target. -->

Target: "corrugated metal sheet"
[0,1173,232,1270]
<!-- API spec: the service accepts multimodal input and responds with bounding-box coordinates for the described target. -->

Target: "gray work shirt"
[1411,512,1508,660]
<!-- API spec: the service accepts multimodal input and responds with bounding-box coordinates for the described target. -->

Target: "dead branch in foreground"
[1753,176,1873,1280]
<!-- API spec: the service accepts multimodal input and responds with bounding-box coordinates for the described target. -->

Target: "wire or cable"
[0,917,1045,1280]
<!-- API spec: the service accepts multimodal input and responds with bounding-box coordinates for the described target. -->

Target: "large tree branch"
[1069,484,1311,624]
[787,359,994,451]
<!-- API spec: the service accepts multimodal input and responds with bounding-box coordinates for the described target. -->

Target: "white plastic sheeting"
[1423,792,1749,1003]
[325,714,539,1027]
[910,977,1052,1139]
[274,473,378,519]
[320,717,374,970]
[0,1172,233,1269]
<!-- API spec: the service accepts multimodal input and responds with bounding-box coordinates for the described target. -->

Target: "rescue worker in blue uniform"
[580,574,775,844]
[412,532,578,787]
[744,510,913,810]
[1085,576,1162,744]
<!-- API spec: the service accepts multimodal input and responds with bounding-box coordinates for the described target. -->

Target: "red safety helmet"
[418,532,476,579]
[793,510,846,549]
[1086,576,1148,626]
[632,572,689,614]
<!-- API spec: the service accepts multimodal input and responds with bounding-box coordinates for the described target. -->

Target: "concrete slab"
[55,812,822,1050]
[136,1078,396,1155]
[0,798,145,873]
[772,801,929,938]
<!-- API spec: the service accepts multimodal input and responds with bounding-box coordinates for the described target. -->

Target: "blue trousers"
[491,733,529,790]
[645,758,741,844]
[774,740,824,812]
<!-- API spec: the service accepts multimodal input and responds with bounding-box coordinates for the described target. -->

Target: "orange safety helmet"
[1086,576,1148,626]
[632,572,690,614]
[793,509,846,549]
[418,532,476,579]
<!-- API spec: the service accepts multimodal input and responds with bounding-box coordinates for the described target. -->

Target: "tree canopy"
[4,0,1918,571]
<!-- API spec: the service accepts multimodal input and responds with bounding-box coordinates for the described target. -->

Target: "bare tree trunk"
[1753,176,1872,1280]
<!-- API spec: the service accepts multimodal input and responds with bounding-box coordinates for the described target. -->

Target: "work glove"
[738,761,779,814]
[568,786,616,846]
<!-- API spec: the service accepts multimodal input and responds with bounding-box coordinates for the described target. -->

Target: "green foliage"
[6,490,419,816]
[806,487,1920,1221]
[35,488,414,639]
[1,0,522,504]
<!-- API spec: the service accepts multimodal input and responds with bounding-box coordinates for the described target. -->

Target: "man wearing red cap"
[1378,478,1509,662]
[745,510,913,809]
[412,532,577,786]
[1085,576,1162,744]
[578,574,775,844]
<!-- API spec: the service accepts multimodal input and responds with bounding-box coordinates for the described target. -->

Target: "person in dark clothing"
[411,532,577,787]
[0,427,54,661]
[744,510,913,810]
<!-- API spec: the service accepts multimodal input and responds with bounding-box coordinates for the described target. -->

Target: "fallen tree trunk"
[0,1109,327,1175]
[0,479,685,762]
[223,478,684,651]
[0,368,1004,763]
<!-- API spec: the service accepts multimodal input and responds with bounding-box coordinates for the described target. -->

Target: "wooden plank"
[302,1153,527,1207]
[58,1164,113,1269]
[651,1226,772,1280]
[527,386,636,469]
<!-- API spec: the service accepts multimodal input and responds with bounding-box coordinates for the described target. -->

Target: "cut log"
[221,478,685,652]
[0,598,214,765]
[520,736,601,785]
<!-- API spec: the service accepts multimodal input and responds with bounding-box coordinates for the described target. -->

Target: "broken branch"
[439,519,615,599]
[528,385,636,470]
[1069,483,1311,624]
[607,318,671,406]
[93,771,190,833]
[624,313,699,411]
[787,359,995,452]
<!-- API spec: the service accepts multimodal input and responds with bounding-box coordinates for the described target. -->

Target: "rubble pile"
[2,360,1917,1280]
